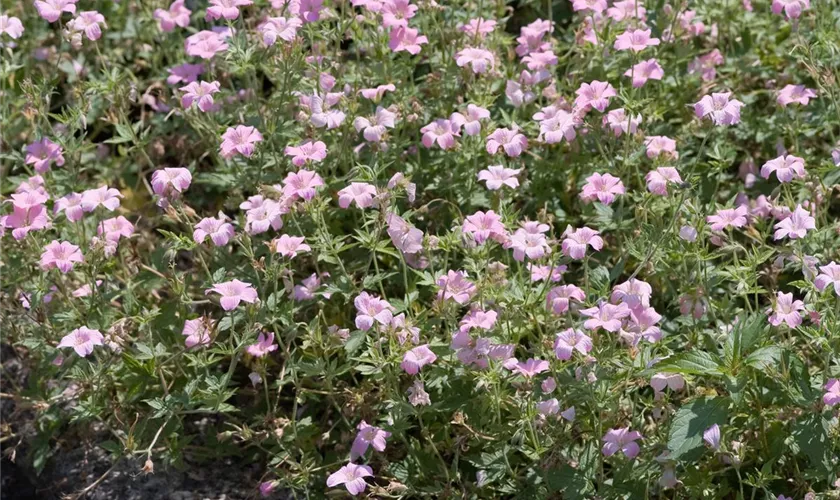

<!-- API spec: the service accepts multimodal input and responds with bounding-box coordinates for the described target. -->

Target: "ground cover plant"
[1,0,839,497]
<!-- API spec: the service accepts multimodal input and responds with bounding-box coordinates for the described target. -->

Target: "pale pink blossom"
[167,63,204,85]
[760,155,806,183]
[180,81,220,112]
[539,110,578,144]
[386,213,423,254]
[460,17,496,37]
[706,206,749,231]
[421,118,459,150]
[284,141,327,166]
[185,30,229,59]
[354,292,394,330]
[574,80,616,113]
[206,279,258,311]
[351,421,391,460]
[401,344,437,375]
[650,373,685,392]
[614,29,659,52]
[151,168,192,206]
[645,136,678,159]
[604,109,641,137]
[0,15,24,38]
[57,326,103,357]
[777,84,816,107]
[80,186,122,212]
[206,0,252,21]
[767,291,804,328]
[247,332,278,357]
[771,0,809,19]
[97,216,134,242]
[562,226,603,259]
[624,58,664,88]
[645,167,683,196]
[260,16,302,46]
[463,210,507,245]
[554,328,593,360]
[580,302,631,332]
[506,228,550,261]
[580,173,625,205]
[688,50,724,82]
[388,26,427,54]
[607,0,646,21]
[823,379,840,406]
[547,285,585,315]
[815,262,840,296]
[477,165,521,190]
[704,424,721,450]
[486,127,528,157]
[450,105,489,136]
[154,0,191,32]
[510,358,549,378]
[282,169,324,200]
[182,318,213,348]
[437,270,477,304]
[272,234,311,258]
[359,84,396,101]
[194,214,235,246]
[25,138,65,173]
[522,50,558,71]
[220,125,262,159]
[381,0,417,28]
[338,182,377,209]
[55,193,85,222]
[66,11,106,42]
[40,240,83,273]
[326,463,373,496]
[694,92,744,126]
[353,107,397,142]
[456,47,496,74]
[773,205,815,240]
[572,0,607,13]
[602,427,642,458]
[35,0,77,23]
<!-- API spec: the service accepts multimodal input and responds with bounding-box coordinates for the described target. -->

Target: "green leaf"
[668,397,730,461]
[791,414,832,473]
[744,346,782,370]
[652,351,724,376]
[344,330,367,355]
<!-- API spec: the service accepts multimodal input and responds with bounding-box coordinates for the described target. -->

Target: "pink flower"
[506,228,550,261]
[55,193,85,222]
[572,0,607,13]
[703,424,721,450]
[359,84,396,101]
[688,50,724,82]
[206,279,258,311]
[650,373,684,392]
[522,50,558,71]
[388,26,428,54]
[381,0,417,28]
[459,309,498,333]
[421,118,459,150]
[580,172,625,205]
[326,463,373,496]
[824,379,840,406]
[338,182,377,209]
[645,136,678,159]
[562,225,603,259]
[353,106,397,142]
[284,141,327,167]
[25,138,65,173]
[505,79,535,108]
[298,0,323,22]
[80,186,122,212]
[247,332,278,357]
[185,30,229,59]
[407,379,430,405]
[546,285,585,314]
[706,206,749,231]
[456,47,496,74]
[772,0,809,19]
[539,110,578,144]
[182,318,213,348]
[351,421,391,459]
[67,11,106,42]
[510,358,549,378]
[282,169,324,200]
[220,125,263,159]
[244,199,285,234]
[694,92,744,126]
[554,328,593,360]
[206,0,252,21]
[437,270,477,304]
[57,326,103,357]
[151,167,192,206]
[386,213,423,254]
[167,63,204,85]
[0,15,24,38]
[760,154,806,183]
[450,104,490,136]
[537,398,560,416]
[354,292,394,330]
[604,108,641,137]
[602,427,642,458]
[580,302,631,332]
[97,216,134,242]
[34,0,77,23]
[574,80,616,113]
[401,344,437,375]
[679,293,706,319]
[477,165,521,190]
[180,81,220,112]
[515,19,552,56]
[154,0,191,32]
[614,29,660,52]
[773,205,815,240]
[607,0,645,21]
[3,204,49,240]
[645,167,683,196]
[611,279,652,311]
[194,214,235,246]
[259,481,277,497]
[460,17,496,37]
[529,264,566,282]
[815,261,840,296]
[777,84,817,107]
[304,94,346,129]
[40,240,83,273]
[486,127,528,157]
[260,16,302,46]
[272,234,311,258]
[624,58,664,88]
[463,210,507,245]
[767,291,805,328]
[294,273,326,301]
